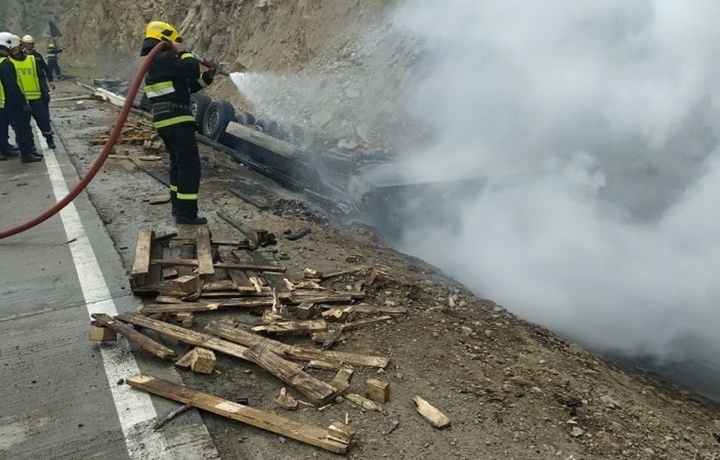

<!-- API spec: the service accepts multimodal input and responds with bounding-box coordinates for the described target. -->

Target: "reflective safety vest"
[11,55,41,101]
[0,57,6,108]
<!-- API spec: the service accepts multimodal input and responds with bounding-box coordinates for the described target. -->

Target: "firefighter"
[140,21,216,225]
[10,35,55,149]
[46,42,63,81]
[0,32,42,163]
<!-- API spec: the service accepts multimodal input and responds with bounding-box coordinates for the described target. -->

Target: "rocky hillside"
[5,0,418,155]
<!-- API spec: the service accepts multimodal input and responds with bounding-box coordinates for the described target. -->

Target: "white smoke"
[390,0,720,361]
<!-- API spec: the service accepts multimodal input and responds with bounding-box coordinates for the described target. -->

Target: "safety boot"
[175,215,208,225]
[46,137,56,149]
[0,153,7,161]
[21,153,43,163]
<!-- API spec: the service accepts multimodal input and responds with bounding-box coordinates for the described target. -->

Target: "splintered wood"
[101,227,415,454]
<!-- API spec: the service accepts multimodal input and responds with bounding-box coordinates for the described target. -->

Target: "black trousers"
[47,58,61,80]
[30,97,53,140]
[158,123,201,219]
[0,106,34,156]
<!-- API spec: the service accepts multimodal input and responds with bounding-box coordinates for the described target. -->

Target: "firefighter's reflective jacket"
[144,50,213,129]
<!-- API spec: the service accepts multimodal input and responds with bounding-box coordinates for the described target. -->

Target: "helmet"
[145,21,180,42]
[0,32,20,50]
[21,35,34,44]
[48,43,55,49]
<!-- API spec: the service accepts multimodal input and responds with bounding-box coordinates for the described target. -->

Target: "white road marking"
[36,128,219,459]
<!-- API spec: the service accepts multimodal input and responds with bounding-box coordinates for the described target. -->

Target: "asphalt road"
[0,106,220,459]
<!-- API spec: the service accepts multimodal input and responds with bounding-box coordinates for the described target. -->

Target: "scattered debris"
[153,404,192,430]
[413,396,451,429]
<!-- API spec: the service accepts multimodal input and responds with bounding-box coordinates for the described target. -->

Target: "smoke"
[227,0,720,386]
[389,0,720,364]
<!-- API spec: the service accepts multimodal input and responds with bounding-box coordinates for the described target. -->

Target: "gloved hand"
[203,69,215,85]
[22,104,32,114]
[49,81,56,90]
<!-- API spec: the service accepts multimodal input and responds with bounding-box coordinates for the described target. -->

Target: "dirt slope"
[6,1,720,459]
[48,81,720,460]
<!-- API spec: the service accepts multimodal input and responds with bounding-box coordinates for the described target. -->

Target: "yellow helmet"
[145,21,180,42]
[48,43,55,49]
[21,35,34,44]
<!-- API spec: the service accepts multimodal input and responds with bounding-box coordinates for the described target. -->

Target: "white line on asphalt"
[37,128,218,460]
[40,133,172,459]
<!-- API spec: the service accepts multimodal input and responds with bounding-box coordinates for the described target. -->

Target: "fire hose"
[0,43,222,240]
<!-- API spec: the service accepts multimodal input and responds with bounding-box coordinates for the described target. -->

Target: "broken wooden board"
[275,387,298,410]
[365,379,390,403]
[131,228,155,276]
[117,313,336,406]
[413,396,451,429]
[189,347,216,374]
[251,320,328,334]
[195,226,214,276]
[126,374,348,454]
[205,321,390,368]
[328,368,354,395]
[229,187,269,210]
[149,259,286,273]
[345,393,380,411]
[91,313,177,360]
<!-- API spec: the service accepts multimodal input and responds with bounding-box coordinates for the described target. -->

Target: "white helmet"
[0,32,20,50]
[21,35,34,44]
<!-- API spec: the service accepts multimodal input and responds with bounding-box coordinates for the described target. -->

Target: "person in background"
[10,35,55,149]
[0,32,42,163]
[46,41,63,80]
[21,34,55,149]
[139,21,217,225]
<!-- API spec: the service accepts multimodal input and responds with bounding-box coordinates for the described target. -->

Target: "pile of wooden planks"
[90,120,162,149]
[90,227,419,453]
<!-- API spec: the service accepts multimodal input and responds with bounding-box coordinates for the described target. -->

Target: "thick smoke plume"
[390,0,720,366]
[230,1,720,393]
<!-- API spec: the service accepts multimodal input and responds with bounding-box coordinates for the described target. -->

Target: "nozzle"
[191,52,231,76]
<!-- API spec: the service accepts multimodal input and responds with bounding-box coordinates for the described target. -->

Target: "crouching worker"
[139,21,216,225]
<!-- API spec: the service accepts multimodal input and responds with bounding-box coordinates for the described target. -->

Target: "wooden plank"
[205,321,390,368]
[117,313,336,406]
[195,226,214,275]
[149,259,285,273]
[252,320,328,334]
[229,187,269,210]
[189,347,216,374]
[244,344,338,406]
[328,368,354,395]
[413,396,451,429]
[91,313,177,359]
[126,374,348,454]
[365,379,390,403]
[131,228,154,276]
[345,393,380,411]
[227,269,253,290]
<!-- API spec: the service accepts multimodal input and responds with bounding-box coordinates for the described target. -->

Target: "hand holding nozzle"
[192,52,231,76]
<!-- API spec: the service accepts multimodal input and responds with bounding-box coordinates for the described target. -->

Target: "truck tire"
[190,94,212,134]
[202,100,237,141]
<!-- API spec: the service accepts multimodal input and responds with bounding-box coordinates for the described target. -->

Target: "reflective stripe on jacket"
[11,55,41,101]
[145,50,212,129]
[0,57,5,108]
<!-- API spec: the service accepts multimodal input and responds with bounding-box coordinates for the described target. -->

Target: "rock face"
[5,0,425,158]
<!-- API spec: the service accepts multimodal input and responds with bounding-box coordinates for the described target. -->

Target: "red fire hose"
[0,42,168,240]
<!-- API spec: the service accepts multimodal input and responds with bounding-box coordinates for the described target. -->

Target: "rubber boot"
[46,136,56,149]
